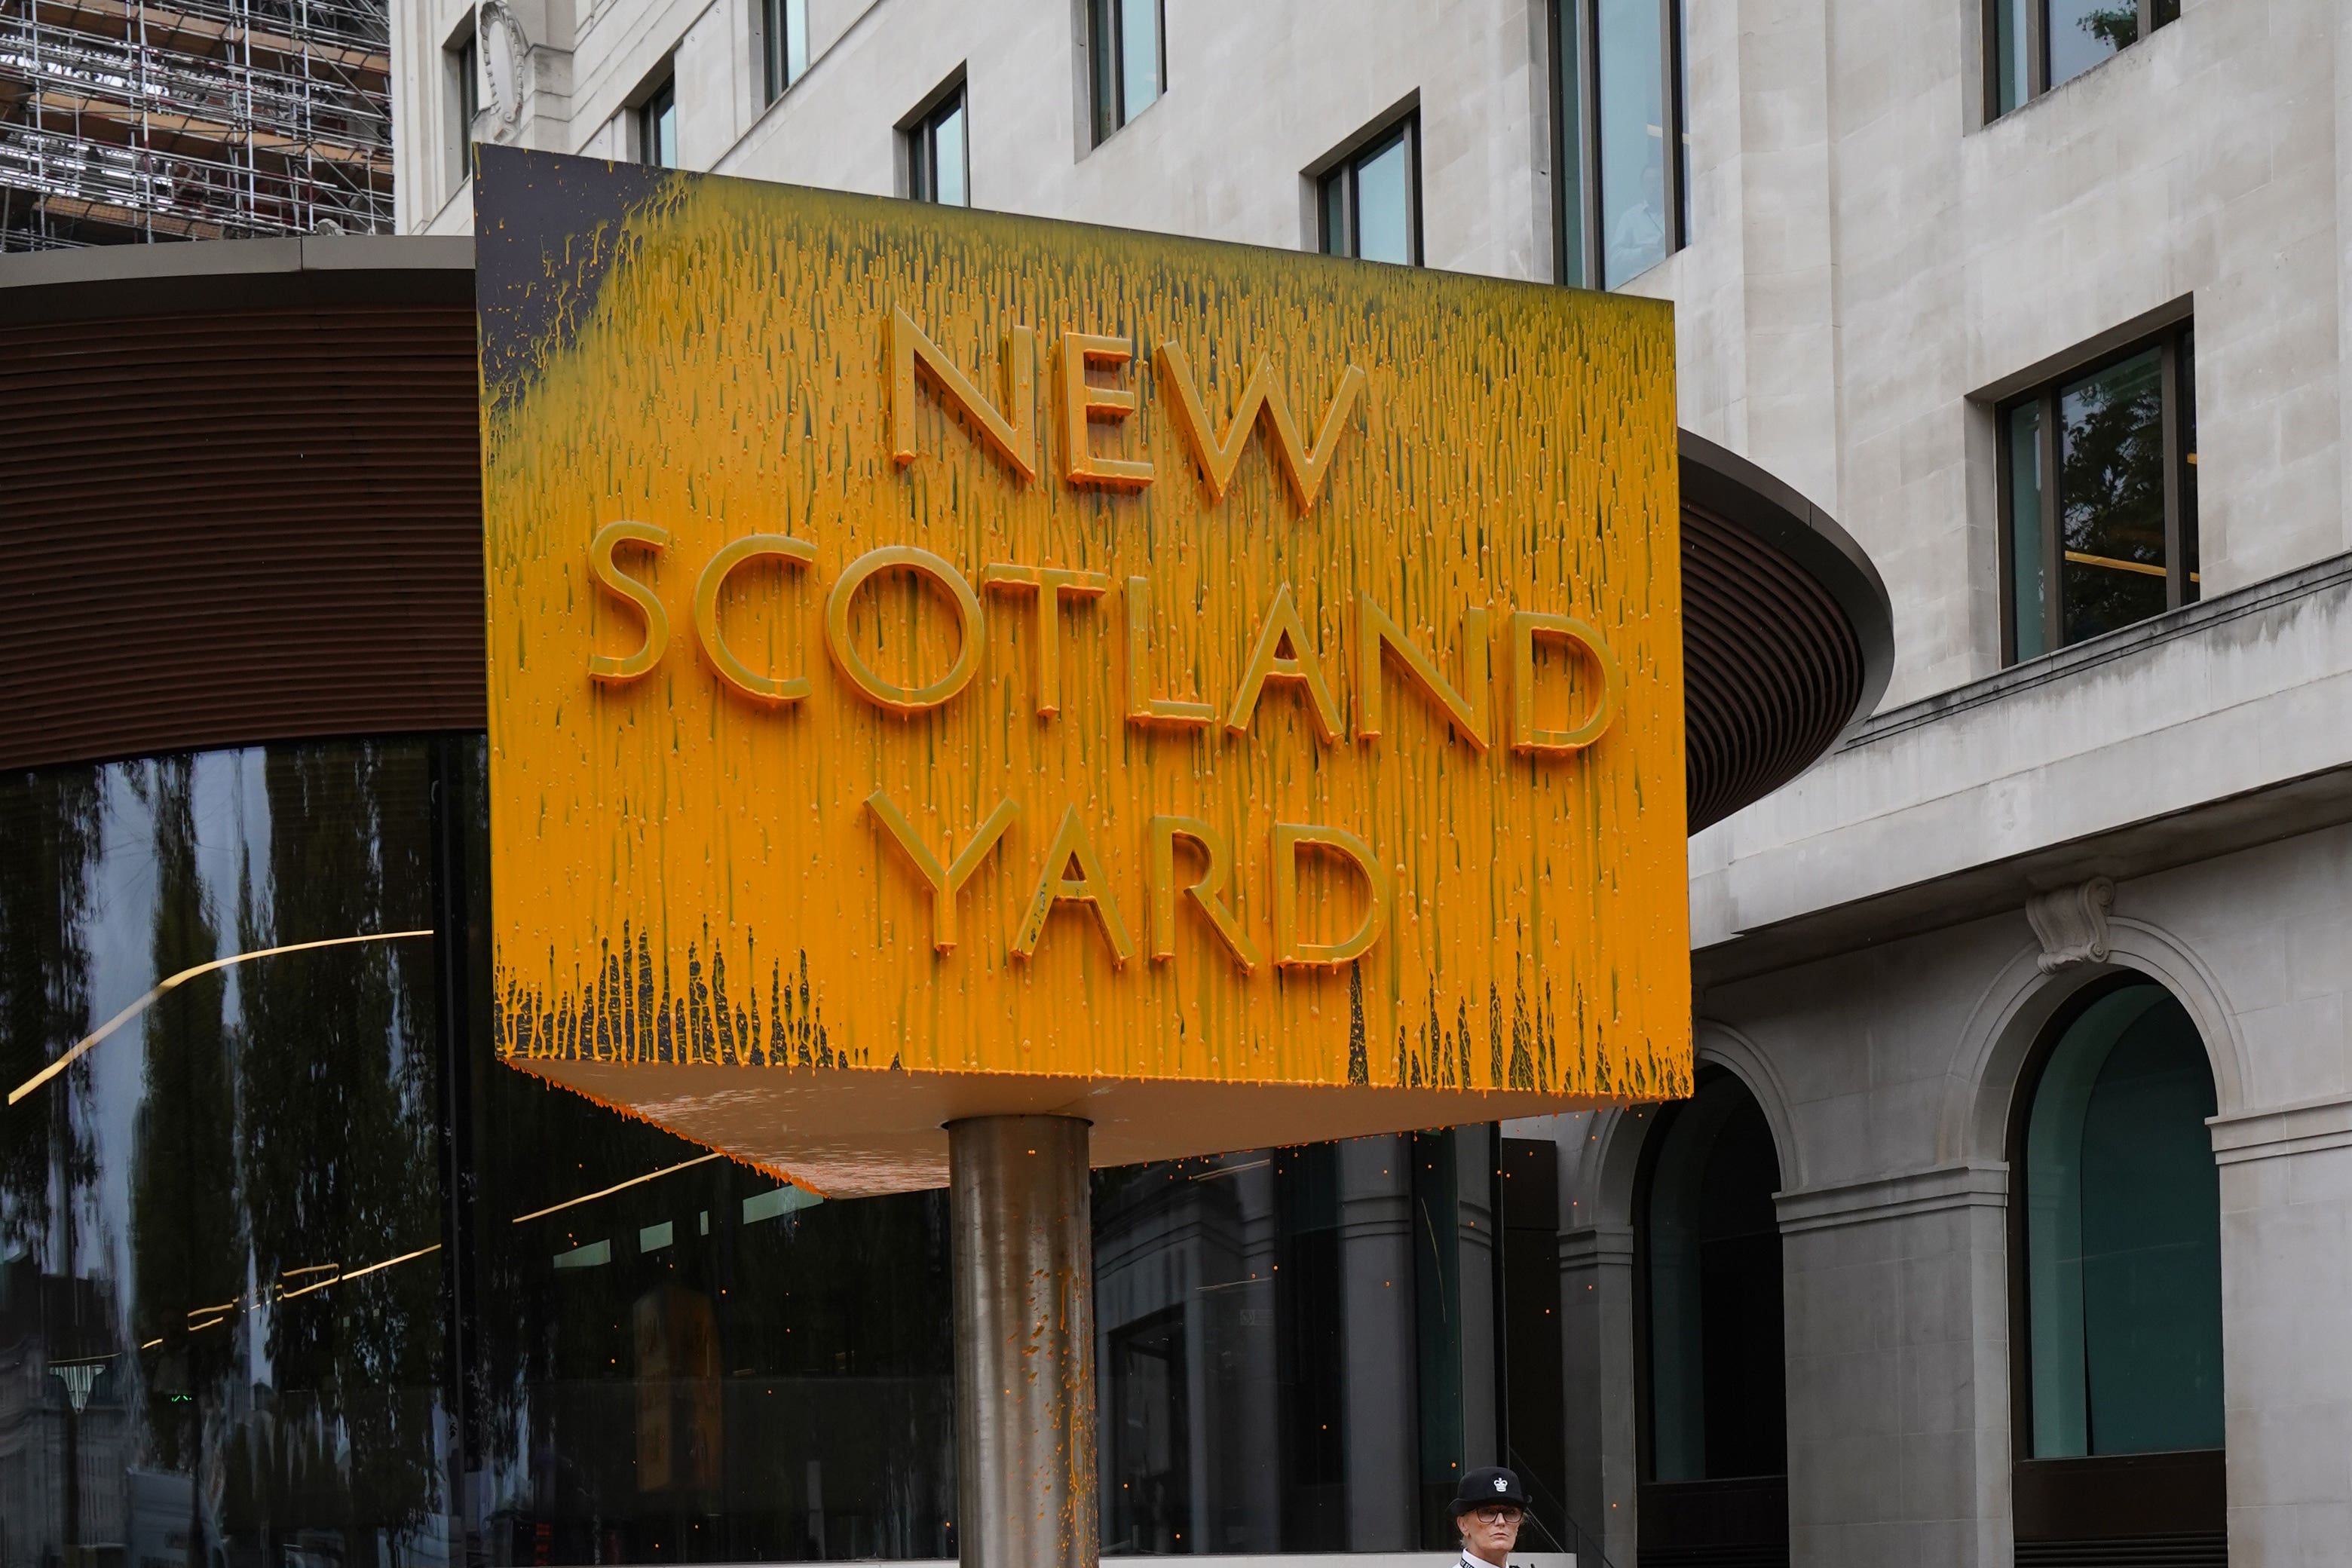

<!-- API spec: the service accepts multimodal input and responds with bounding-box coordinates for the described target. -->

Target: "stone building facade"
[395,1,2352,1563]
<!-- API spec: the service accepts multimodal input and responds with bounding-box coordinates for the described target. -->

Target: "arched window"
[1637,1067,1789,1562]
[2012,976,2226,1560]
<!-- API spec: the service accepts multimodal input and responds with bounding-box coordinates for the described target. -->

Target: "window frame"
[1314,110,1422,267]
[636,73,678,169]
[1984,0,2179,121]
[1089,0,1165,145]
[1551,0,1689,289]
[903,73,970,207]
[1995,321,2197,665]
[446,26,479,191]
[759,0,810,105]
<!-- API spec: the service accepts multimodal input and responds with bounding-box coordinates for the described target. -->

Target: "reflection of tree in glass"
[129,758,239,1496]
[2060,354,2167,642]
[228,745,442,1559]
[0,766,102,1250]
[2083,5,2138,48]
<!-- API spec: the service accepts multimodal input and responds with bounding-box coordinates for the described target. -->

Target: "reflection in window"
[1090,0,1162,142]
[1317,116,1419,266]
[0,743,451,1567]
[1999,324,2196,661]
[2,738,1577,1563]
[761,0,809,103]
[1641,1070,1786,1483]
[908,83,969,207]
[1989,0,2180,117]
[1092,1130,1520,1554]
[2020,980,2223,1457]
[1560,0,1687,288]
[640,75,678,168]
[474,1070,958,1561]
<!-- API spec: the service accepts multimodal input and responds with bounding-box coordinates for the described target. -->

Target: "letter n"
[890,306,1038,481]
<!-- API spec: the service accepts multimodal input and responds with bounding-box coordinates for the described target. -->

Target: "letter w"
[1156,341,1365,512]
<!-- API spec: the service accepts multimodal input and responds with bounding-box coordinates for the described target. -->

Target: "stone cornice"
[2210,1093,2352,1165]
[1775,1162,2009,1235]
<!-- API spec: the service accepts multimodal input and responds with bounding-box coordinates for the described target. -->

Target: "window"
[448,29,477,188]
[2015,979,2223,1462]
[761,0,808,103]
[639,74,678,168]
[1089,0,1162,142]
[1317,114,1419,266]
[1998,323,2196,662]
[907,81,969,206]
[1635,1069,1789,1562]
[1990,0,2180,117]
[1555,0,1689,288]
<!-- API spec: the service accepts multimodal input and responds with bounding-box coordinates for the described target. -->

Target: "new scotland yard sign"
[476,147,1687,1195]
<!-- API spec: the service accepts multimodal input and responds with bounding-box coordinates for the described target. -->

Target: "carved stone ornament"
[479,1,530,130]
[2026,876,2115,974]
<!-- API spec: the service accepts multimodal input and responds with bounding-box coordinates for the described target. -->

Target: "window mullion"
[2161,337,2185,611]
[2029,0,2050,99]
[1655,0,1682,253]
[2039,389,2063,654]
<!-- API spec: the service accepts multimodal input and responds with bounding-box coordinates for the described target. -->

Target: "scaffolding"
[0,0,390,249]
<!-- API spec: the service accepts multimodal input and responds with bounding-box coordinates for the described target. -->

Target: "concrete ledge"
[2210,1094,2352,1165]
[1557,1226,1635,1269]
[1693,551,2352,966]
[1775,1162,2008,1235]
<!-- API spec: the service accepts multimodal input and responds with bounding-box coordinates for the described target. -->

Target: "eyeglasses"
[1470,1505,1523,1525]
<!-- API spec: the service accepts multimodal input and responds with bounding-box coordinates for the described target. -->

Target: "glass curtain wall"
[2,741,1539,1564]
[2020,980,2223,1458]
[0,743,453,1568]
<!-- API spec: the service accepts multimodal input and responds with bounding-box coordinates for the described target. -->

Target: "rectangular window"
[1090,0,1163,142]
[1998,323,2196,662]
[639,75,678,169]
[1317,114,1419,266]
[1556,0,1689,289]
[448,30,477,188]
[908,82,969,206]
[761,0,808,103]
[1989,0,2179,118]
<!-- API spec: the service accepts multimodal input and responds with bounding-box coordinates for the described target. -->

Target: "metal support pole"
[948,1114,1097,1568]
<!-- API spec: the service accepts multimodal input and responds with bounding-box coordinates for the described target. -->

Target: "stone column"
[2211,1095,2352,1566]
[1775,1164,2012,1568]
[1559,1223,1640,1566]
[1339,1132,1419,1549]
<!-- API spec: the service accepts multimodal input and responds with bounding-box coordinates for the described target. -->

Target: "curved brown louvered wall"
[0,297,485,771]
[1680,498,1865,830]
[0,247,1892,833]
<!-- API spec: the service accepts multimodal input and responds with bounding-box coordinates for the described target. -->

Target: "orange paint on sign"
[479,152,1686,1193]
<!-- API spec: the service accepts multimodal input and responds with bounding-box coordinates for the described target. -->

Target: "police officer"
[1451,1465,1528,1568]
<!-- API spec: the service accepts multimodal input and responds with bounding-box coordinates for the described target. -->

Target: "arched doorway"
[2011,975,2227,1564]
[1636,1067,1790,1566]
